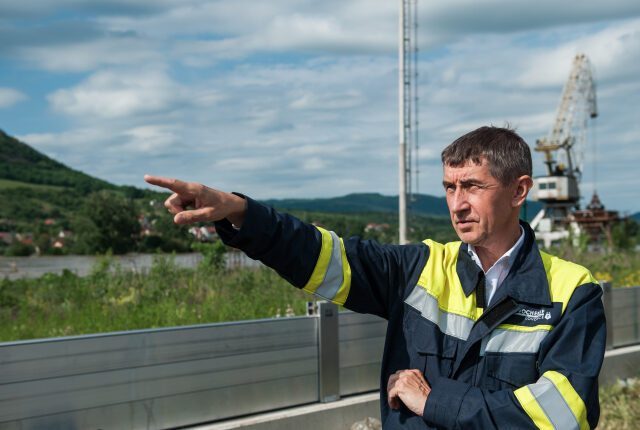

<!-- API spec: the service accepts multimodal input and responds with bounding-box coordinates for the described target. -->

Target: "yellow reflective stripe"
[497,323,553,332]
[405,285,475,340]
[419,239,483,321]
[514,385,554,429]
[302,227,333,294]
[543,371,589,430]
[303,227,352,305]
[332,237,352,306]
[515,371,589,430]
[539,251,599,313]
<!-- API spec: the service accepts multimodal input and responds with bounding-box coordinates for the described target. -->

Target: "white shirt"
[467,226,525,307]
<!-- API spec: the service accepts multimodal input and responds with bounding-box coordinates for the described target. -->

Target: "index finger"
[144,175,193,194]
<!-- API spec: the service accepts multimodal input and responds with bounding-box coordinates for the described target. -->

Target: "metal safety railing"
[601,281,640,348]
[0,302,385,430]
[0,284,638,430]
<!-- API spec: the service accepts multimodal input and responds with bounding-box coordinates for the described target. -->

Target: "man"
[145,126,606,429]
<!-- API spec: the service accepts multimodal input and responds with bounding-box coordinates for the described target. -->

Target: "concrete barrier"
[189,392,380,430]
[599,344,640,385]
[188,346,640,430]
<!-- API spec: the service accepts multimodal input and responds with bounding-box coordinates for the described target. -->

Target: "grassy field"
[1,245,639,342]
[0,178,67,191]
[0,254,311,342]
[598,377,640,429]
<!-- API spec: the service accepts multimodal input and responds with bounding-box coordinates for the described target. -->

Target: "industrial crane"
[530,54,598,247]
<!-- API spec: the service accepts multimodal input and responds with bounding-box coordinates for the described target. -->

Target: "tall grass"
[3,242,640,343]
[549,243,640,287]
[598,377,640,429]
[0,253,310,342]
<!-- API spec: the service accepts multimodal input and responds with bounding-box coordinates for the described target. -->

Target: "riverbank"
[0,251,260,280]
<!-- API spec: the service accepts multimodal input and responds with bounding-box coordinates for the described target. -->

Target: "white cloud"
[2,0,640,77]
[0,0,172,19]
[16,128,111,171]
[120,125,180,153]
[18,38,160,72]
[515,19,640,88]
[0,88,27,108]
[3,1,640,213]
[47,69,188,119]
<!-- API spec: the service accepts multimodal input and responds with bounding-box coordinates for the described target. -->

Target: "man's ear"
[512,175,534,208]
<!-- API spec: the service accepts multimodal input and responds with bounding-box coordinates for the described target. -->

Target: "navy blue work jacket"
[215,196,606,429]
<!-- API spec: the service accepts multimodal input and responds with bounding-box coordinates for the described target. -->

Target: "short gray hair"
[441,126,532,186]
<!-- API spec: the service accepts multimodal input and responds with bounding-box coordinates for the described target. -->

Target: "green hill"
[0,129,166,231]
[0,129,116,194]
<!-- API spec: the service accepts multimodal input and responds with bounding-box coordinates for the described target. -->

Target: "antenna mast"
[398,0,419,244]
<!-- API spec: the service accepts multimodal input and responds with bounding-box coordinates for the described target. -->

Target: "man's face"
[443,158,516,248]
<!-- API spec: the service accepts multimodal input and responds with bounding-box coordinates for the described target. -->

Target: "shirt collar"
[467,225,525,274]
[456,221,552,306]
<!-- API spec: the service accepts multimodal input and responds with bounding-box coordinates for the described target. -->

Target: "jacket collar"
[456,221,551,306]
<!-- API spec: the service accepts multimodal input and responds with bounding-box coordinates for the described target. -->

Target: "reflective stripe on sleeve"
[481,326,551,355]
[514,385,554,429]
[405,285,475,341]
[514,371,589,430]
[314,231,344,300]
[543,371,590,430]
[303,228,351,305]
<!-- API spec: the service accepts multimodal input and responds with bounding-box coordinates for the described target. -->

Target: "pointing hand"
[144,175,247,227]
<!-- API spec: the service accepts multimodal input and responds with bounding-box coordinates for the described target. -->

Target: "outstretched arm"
[144,175,247,227]
[145,175,429,319]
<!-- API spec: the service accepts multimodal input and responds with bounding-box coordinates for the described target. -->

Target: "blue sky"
[1,1,640,213]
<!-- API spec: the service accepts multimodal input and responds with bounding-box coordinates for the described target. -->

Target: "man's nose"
[449,189,470,213]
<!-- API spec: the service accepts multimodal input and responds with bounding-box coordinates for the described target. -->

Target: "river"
[0,252,262,280]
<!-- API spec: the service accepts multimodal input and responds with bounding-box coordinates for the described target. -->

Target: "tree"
[5,241,35,256]
[81,191,141,254]
[151,213,193,252]
[612,220,637,251]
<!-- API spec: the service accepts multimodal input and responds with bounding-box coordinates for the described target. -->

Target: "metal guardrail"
[0,316,320,429]
[601,282,640,348]
[0,302,385,430]
[0,285,637,430]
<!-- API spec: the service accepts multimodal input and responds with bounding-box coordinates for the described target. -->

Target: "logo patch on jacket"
[515,308,551,321]
[505,302,562,326]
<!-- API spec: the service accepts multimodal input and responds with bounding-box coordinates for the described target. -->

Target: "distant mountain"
[266,193,544,221]
[0,129,115,194]
[265,193,450,217]
[631,212,640,222]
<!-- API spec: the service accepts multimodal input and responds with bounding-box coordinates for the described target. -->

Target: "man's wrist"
[226,193,247,227]
[422,377,469,428]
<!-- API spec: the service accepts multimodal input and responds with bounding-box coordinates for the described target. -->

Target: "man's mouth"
[456,220,475,227]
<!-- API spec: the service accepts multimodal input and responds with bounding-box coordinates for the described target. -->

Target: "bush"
[4,241,35,256]
[192,241,227,270]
